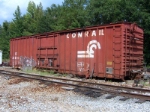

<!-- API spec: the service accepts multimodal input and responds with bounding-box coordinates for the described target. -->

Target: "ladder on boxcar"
[124,24,143,79]
[112,26,122,79]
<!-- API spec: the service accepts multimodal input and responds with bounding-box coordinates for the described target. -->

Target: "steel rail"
[0,69,150,101]
[1,69,149,92]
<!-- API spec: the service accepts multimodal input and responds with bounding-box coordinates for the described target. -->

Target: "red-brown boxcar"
[10,22,144,80]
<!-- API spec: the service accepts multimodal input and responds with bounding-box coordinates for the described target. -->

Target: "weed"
[24,69,59,76]
[143,81,150,87]
[49,70,55,74]
[62,73,67,77]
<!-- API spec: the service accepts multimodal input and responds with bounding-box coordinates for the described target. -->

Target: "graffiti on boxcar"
[77,40,101,58]
[12,56,19,60]
[12,52,19,60]
[77,62,89,72]
[12,52,19,67]
[20,56,36,70]
[66,29,104,38]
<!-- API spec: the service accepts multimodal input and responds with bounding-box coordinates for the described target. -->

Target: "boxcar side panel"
[10,22,144,80]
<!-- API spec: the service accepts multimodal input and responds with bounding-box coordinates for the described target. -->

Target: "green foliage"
[49,70,55,74]
[0,0,150,65]
[13,6,24,37]
[25,69,57,76]
[59,0,90,29]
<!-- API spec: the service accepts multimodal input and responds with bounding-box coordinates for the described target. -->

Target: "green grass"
[137,79,150,87]
[142,81,150,87]
[62,73,67,77]
[2,59,9,62]
[144,83,150,86]
[24,69,69,78]
[24,69,72,78]
[25,69,56,76]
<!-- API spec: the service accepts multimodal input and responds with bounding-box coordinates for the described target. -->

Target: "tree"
[34,2,45,33]
[0,0,150,64]
[138,0,150,65]
[0,21,11,59]
[13,6,24,37]
[45,4,65,31]
[53,0,90,30]
[24,1,37,34]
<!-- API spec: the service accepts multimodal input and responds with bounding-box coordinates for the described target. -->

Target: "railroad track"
[0,68,150,103]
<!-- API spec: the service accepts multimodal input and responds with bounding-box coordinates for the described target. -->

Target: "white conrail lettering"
[66,29,104,38]
[77,40,101,58]
[91,30,96,36]
[78,32,83,38]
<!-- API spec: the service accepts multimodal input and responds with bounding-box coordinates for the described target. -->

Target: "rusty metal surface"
[10,36,37,70]
[10,22,144,79]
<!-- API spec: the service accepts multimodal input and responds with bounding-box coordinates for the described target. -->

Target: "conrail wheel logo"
[77,40,101,58]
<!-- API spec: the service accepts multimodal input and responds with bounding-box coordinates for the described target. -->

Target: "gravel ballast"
[0,75,150,112]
